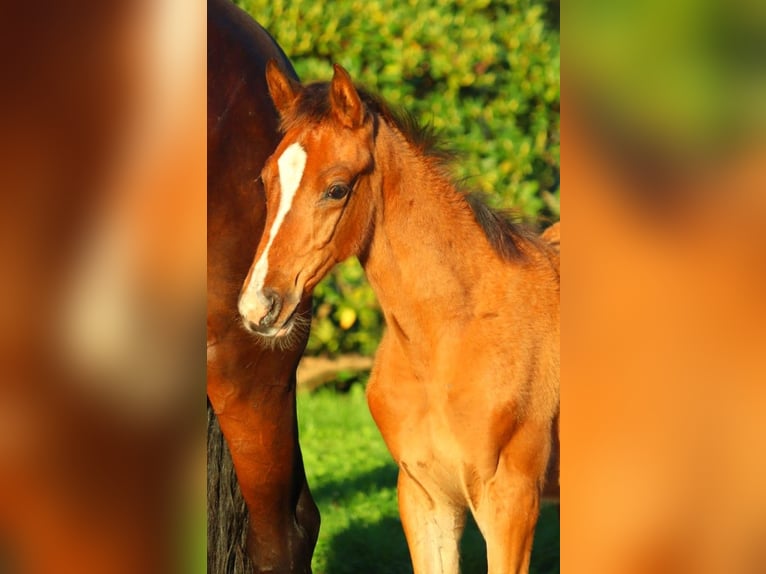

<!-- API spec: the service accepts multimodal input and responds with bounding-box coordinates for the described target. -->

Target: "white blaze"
[240,142,307,316]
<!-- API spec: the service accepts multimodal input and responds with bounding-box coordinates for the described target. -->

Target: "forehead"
[269,121,371,174]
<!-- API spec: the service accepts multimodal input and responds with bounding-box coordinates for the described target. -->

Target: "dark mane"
[281,81,450,159]
[464,192,542,261]
[283,81,542,262]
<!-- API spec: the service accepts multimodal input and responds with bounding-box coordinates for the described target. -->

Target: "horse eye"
[324,183,350,201]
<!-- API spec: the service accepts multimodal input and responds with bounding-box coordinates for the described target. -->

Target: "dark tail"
[207,400,253,574]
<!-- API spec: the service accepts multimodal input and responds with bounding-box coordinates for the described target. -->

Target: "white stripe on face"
[240,142,307,314]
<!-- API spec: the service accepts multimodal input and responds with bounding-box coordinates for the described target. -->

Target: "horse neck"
[360,122,502,345]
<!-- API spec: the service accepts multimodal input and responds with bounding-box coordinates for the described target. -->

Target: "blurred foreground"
[0,1,205,572]
[565,1,766,573]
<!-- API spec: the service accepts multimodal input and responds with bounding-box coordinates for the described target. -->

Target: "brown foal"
[239,62,560,574]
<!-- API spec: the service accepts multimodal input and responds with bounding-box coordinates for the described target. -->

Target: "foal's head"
[239,62,377,340]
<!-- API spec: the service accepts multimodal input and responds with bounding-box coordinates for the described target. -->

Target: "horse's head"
[238,62,376,340]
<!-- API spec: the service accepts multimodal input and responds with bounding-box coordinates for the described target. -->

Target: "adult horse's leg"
[474,422,551,574]
[397,467,466,574]
[207,319,319,574]
[295,443,321,551]
[207,400,252,574]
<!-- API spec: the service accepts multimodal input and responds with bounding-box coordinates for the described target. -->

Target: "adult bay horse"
[239,63,560,574]
[207,1,319,572]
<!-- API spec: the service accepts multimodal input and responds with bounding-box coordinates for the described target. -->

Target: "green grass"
[297,384,559,574]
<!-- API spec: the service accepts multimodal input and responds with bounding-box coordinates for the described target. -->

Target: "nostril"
[259,288,282,327]
[263,289,278,307]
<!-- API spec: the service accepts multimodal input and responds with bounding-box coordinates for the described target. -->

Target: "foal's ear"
[330,64,365,129]
[265,59,300,119]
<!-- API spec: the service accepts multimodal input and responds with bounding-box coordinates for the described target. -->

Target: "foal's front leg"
[474,424,551,574]
[398,464,466,574]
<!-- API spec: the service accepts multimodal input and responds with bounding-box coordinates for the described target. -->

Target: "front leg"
[207,324,316,573]
[473,421,551,574]
[398,463,466,574]
[369,334,465,573]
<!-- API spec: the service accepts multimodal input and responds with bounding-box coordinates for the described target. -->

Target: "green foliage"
[307,259,383,356]
[298,386,560,573]
[237,0,559,356]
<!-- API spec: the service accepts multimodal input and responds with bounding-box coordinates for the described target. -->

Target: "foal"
[239,62,560,574]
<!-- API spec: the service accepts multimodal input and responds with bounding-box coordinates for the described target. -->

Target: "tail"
[207,400,254,574]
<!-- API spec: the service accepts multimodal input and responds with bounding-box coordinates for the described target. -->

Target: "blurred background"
[0,0,205,572]
[563,1,766,573]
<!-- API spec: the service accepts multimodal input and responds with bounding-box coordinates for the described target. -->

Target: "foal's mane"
[282,81,542,262]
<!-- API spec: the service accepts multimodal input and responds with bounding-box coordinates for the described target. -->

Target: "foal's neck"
[360,121,503,345]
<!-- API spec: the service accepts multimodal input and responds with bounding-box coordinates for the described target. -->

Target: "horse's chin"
[247,316,293,338]
[247,312,306,351]
[275,316,296,338]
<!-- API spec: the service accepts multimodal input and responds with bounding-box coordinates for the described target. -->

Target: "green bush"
[237,0,559,356]
[307,259,383,356]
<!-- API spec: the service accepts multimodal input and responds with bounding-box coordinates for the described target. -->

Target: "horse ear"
[265,59,300,119]
[330,64,365,129]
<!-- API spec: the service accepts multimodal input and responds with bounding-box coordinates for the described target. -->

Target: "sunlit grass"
[298,384,559,574]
